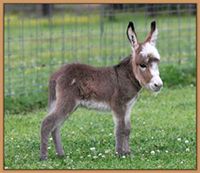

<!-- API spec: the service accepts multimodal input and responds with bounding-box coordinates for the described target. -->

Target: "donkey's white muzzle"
[148,75,163,92]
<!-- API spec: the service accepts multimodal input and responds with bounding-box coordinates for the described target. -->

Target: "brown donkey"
[40,21,163,160]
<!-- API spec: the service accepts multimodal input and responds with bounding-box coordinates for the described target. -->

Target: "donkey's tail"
[48,78,57,112]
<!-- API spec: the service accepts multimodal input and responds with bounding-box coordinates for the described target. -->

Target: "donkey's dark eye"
[139,64,147,68]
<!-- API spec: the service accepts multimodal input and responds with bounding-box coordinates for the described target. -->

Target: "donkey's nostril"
[154,83,163,89]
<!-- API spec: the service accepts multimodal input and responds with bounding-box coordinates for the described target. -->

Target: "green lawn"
[4,85,196,169]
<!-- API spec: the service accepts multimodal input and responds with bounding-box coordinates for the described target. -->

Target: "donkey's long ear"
[127,22,139,51]
[144,21,158,46]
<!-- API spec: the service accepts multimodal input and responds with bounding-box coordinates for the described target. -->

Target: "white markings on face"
[140,43,160,60]
[150,75,163,88]
[137,43,163,92]
[147,62,163,92]
[150,62,159,76]
[79,100,110,112]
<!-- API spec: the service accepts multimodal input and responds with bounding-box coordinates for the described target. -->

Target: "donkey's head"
[127,21,163,92]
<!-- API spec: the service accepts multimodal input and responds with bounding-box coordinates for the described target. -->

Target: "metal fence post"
[6,6,11,96]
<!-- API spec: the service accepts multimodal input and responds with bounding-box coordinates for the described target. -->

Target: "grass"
[4,85,196,169]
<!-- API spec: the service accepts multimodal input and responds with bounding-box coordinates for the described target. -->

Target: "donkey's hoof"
[125,150,134,158]
[115,150,132,157]
[39,155,48,161]
[125,150,132,155]
[115,150,126,157]
[56,152,65,158]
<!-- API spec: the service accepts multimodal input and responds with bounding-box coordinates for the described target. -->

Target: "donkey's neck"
[114,55,142,92]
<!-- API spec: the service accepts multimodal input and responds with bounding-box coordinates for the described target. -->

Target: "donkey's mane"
[115,55,132,68]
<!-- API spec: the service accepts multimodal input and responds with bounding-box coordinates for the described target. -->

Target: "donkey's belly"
[79,100,110,112]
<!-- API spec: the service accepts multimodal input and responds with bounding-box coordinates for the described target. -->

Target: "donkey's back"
[48,63,117,112]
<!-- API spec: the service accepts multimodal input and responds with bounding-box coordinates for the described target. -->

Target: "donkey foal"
[40,21,163,160]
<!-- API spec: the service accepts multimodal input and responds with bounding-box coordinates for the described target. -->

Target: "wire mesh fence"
[4,4,196,96]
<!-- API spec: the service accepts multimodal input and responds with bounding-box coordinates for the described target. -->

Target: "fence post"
[99,5,104,62]
[87,5,91,64]
[48,9,53,73]
[177,4,181,65]
[6,6,11,96]
[21,5,26,93]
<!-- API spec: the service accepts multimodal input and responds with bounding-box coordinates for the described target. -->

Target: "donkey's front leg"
[112,109,131,157]
[123,108,131,155]
[113,116,126,156]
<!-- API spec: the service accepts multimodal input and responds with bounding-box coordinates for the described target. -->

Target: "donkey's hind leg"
[40,96,77,160]
[51,125,64,157]
[40,111,58,160]
[51,98,78,158]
